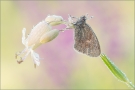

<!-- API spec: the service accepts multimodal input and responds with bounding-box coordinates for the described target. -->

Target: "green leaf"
[100,53,135,89]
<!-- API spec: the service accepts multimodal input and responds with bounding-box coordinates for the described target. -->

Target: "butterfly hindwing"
[74,23,101,57]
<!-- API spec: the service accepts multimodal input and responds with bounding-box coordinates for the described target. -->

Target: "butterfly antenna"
[85,13,94,20]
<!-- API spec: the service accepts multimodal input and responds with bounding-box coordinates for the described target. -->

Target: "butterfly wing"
[74,23,101,57]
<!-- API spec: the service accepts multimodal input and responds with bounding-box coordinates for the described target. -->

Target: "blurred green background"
[1,1,134,89]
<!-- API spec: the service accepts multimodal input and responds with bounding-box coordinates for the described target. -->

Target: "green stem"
[100,53,135,89]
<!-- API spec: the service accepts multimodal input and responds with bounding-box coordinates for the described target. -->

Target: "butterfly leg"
[68,14,78,20]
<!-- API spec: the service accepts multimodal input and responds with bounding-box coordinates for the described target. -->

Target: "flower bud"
[26,21,51,46]
[40,29,60,43]
[45,15,64,26]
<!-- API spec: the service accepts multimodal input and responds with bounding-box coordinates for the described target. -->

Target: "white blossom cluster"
[15,15,75,68]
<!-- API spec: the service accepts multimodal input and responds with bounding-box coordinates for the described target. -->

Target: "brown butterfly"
[67,15,101,57]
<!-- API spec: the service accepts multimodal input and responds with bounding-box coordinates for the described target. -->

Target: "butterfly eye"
[81,16,86,21]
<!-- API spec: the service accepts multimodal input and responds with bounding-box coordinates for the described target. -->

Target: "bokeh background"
[1,1,134,89]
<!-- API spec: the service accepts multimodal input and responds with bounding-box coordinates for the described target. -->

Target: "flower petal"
[22,28,26,45]
[31,50,40,66]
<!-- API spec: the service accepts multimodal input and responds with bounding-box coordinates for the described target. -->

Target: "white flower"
[16,19,61,67]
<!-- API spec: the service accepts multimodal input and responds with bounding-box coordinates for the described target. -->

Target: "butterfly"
[67,14,101,57]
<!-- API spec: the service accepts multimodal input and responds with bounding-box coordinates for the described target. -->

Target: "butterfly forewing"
[74,23,101,57]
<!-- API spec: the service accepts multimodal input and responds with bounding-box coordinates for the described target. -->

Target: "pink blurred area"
[1,1,134,89]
